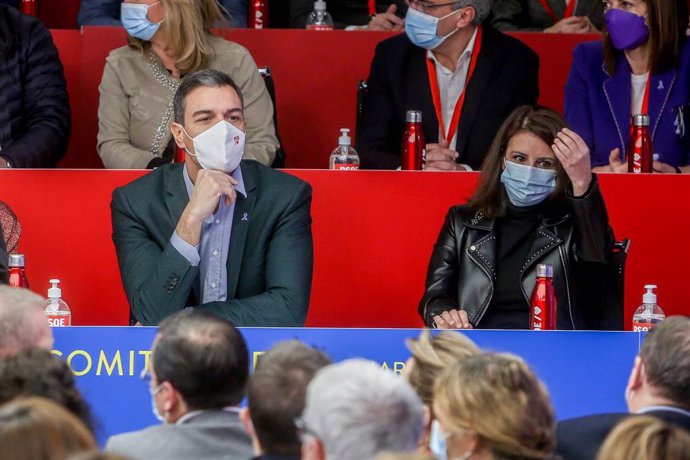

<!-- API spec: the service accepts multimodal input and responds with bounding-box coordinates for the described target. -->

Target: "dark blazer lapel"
[649,67,677,141]
[226,161,257,299]
[455,28,495,162]
[602,58,633,154]
[164,164,189,226]
[407,47,439,143]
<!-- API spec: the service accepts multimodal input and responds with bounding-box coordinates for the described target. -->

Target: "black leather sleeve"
[418,206,462,326]
[567,174,615,263]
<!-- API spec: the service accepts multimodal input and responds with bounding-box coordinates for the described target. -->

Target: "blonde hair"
[596,415,690,460]
[0,397,97,460]
[129,0,226,75]
[405,330,480,406]
[434,353,555,459]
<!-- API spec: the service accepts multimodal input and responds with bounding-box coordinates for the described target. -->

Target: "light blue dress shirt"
[170,165,246,303]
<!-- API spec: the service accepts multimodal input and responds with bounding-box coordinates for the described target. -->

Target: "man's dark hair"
[153,310,248,409]
[639,315,690,407]
[0,348,95,432]
[172,69,244,125]
[248,340,331,455]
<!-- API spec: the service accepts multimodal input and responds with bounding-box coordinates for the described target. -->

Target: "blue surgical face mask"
[429,420,448,460]
[121,1,162,41]
[150,384,166,423]
[405,7,461,50]
[500,159,557,207]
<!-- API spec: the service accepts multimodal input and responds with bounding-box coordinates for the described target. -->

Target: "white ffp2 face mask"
[182,120,245,173]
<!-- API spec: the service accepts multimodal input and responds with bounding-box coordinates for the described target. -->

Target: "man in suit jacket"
[105,310,253,460]
[111,69,313,327]
[556,316,690,460]
[241,340,331,460]
[488,0,603,33]
[357,0,538,171]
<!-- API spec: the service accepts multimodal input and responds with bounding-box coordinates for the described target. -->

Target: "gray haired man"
[0,286,52,359]
[301,359,425,460]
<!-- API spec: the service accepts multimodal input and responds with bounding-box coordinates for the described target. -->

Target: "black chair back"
[258,66,286,168]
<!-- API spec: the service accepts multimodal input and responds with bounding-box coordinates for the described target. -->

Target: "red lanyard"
[425,26,483,143]
[537,0,576,23]
[368,0,376,16]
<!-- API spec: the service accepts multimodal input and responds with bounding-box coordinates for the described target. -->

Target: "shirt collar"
[426,26,479,74]
[183,163,247,199]
[175,407,242,425]
[637,405,690,417]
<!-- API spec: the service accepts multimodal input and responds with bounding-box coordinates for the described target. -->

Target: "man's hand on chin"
[176,169,238,246]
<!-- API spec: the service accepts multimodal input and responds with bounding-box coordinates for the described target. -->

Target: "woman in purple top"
[564,0,690,173]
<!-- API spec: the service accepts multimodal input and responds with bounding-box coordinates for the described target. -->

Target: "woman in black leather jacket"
[419,106,615,330]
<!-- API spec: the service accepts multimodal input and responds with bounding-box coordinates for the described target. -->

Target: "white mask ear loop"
[177,125,197,157]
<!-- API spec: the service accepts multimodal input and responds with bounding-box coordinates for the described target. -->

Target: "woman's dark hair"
[0,349,95,433]
[603,0,689,75]
[468,105,569,219]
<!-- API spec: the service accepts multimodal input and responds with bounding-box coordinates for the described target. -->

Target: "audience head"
[470,105,569,219]
[302,359,425,460]
[0,397,97,460]
[242,340,331,456]
[124,0,226,73]
[0,348,94,432]
[602,0,688,74]
[433,353,555,460]
[404,330,480,407]
[626,315,690,412]
[147,310,248,423]
[596,415,690,460]
[0,286,52,359]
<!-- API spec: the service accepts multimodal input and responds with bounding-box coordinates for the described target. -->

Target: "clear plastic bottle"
[306,0,334,30]
[632,284,665,331]
[44,279,72,327]
[329,128,360,170]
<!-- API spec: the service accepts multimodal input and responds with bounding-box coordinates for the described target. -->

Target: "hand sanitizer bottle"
[632,284,665,331]
[44,279,72,327]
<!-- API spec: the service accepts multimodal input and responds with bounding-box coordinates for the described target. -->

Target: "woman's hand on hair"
[552,128,593,196]
[433,309,473,329]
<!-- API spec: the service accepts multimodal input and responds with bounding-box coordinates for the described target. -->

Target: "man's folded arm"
[199,183,314,326]
[111,188,200,326]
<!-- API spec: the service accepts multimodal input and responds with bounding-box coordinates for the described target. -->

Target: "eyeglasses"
[294,417,319,441]
[408,0,464,13]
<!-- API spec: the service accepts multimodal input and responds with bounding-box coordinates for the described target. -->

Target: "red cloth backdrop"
[0,170,687,328]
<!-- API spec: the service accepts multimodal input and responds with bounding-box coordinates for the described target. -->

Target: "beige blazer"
[97,35,279,169]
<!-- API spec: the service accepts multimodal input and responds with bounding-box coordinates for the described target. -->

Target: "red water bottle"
[249,0,269,29]
[627,114,652,173]
[20,0,37,16]
[8,254,30,289]
[529,264,557,330]
[401,110,425,170]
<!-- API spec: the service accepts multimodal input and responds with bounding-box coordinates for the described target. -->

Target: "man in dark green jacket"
[111,69,313,327]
